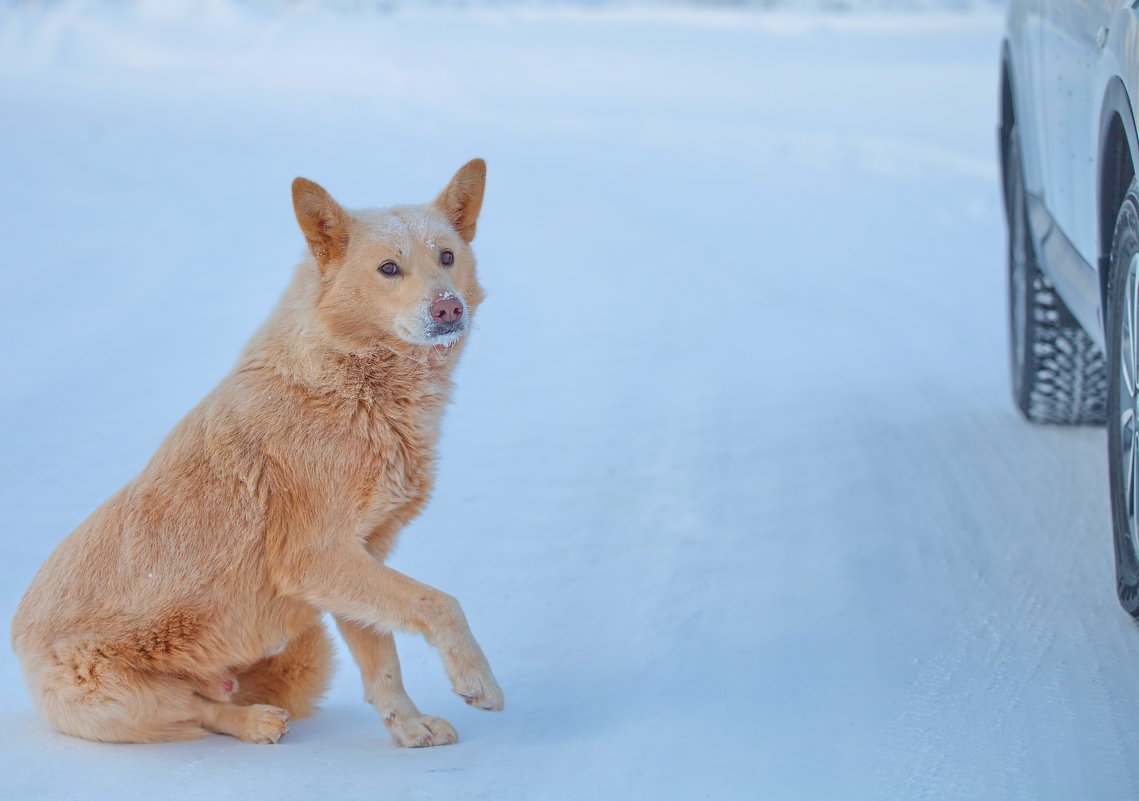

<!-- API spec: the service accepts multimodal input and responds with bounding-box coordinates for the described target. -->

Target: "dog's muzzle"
[423,293,466,343]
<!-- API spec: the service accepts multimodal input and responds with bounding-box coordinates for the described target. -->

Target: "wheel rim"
[1009,154,1028,391]
[1121,253,1139,555]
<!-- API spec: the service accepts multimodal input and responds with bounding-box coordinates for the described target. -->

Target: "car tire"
[1005,127,1107,426]
[1107,178,1139,615]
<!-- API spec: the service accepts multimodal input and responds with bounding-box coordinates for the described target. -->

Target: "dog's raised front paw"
[387,713,458,748]
[453,673,504,711]
[237,704,290,744]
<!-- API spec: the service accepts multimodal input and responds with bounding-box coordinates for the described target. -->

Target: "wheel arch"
[999,41,1016,218]
[1098,78,1138,309]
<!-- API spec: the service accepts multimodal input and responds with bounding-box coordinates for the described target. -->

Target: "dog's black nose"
[430,297,463,324]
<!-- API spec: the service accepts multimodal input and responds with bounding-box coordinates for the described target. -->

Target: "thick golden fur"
[11,160,503,747]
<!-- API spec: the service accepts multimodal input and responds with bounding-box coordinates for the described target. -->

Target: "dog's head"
[292,160,487,351]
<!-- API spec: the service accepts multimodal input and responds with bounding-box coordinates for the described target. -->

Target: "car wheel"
[1107,178,1139,615]
[1006,127,1107,425]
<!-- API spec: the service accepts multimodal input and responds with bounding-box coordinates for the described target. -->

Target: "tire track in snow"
[880,412,1139,799]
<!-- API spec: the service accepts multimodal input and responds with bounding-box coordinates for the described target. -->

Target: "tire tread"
[1021,270,1106,425]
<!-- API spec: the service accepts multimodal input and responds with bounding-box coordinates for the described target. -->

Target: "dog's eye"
[440,250,454,267]
[378,261,401,276]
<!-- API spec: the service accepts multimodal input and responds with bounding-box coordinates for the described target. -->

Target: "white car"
[1001,1,1139,613]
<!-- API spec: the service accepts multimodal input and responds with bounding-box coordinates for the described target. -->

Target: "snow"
[3,1,1137,799]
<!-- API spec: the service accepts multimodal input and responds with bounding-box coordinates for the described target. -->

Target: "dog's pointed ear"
[292,178,351,273]
[432,159,486,243]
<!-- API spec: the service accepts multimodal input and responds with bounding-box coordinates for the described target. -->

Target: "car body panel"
[1006,0,1047,197]
[1039,0,1113,263]
[1025,192,1104,346]
[1006,0,1139,350]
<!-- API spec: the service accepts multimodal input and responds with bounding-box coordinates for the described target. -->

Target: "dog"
[10,160,503,747]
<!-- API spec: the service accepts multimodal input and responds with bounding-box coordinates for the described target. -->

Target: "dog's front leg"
[336,618,459,747]
[283,547,504,713]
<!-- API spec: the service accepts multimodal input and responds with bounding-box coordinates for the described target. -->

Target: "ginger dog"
[11,160,503,747]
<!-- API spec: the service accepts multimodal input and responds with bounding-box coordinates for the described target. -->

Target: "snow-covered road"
[3,3,1137,799]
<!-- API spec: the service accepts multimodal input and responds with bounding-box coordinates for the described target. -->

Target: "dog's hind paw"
[237,704,290,744]
[387,713,458,748]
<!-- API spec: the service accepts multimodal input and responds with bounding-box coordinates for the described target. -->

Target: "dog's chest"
[352,396,442,532]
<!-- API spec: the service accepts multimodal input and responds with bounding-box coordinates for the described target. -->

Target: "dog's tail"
[232,619,334,719]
